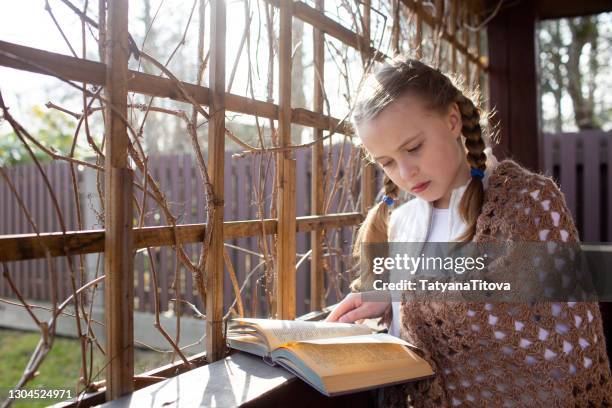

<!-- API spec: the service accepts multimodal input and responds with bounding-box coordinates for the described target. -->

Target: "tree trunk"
[566,17,600,130]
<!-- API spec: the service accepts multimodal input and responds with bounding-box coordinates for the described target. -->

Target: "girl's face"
[357,93,470,209]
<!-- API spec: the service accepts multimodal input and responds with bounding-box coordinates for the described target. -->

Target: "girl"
[325,56,612,407]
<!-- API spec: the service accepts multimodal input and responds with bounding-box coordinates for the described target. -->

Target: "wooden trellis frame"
[103,0,134,397]
[0,0,488,403]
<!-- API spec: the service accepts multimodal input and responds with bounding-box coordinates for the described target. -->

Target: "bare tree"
[566,16,600,130]
[538,14,608,132]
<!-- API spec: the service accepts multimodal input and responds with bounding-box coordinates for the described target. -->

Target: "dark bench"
[97,351,378,408]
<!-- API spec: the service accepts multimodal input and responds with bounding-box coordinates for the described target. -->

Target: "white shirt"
[426,207,451,242]
[389,207,458,337]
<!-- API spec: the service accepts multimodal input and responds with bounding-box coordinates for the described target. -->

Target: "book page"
[297,332,414,347]
[283,342,429,378]
[230,318,373,350]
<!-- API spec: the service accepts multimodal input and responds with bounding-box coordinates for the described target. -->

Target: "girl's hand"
[324,291,391,324]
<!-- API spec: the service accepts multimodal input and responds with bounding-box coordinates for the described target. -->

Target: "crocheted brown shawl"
[378,159,612,407]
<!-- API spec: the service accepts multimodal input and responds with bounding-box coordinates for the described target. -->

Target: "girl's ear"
[448,102,462,138]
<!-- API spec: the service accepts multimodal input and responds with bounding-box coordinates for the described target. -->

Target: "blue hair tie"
[382,195,395,206]
[471,167,485,179]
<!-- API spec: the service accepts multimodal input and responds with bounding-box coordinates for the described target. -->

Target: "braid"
[457,93,487,171]
[383,174,400,200]
[455,93,487,242]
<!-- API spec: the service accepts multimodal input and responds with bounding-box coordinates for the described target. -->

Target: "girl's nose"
[398,160,418,182]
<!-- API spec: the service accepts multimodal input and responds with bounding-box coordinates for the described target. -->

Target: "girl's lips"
[411,181,430,193]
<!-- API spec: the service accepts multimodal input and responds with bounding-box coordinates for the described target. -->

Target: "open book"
[226,318,435,397]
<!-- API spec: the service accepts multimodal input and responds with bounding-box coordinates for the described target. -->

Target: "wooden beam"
[462,2,470,86]
[414,0,423,59]
[297,213,363,233]
[400,0,487,70]
[291,107,352,135]
[536,0,611,20]
[0,230,105,262]
[262,0,386,63]
[487,0,539,171]
[205,0,226,363]
[391,0,401,54]
[103,0,134,399]
[360,163,376,212]
[450,0,457,72]
[434,0,445,65]
[0,213,363,262]
[475,11,482,90]
[0,40,352,136]
[360,0,371,70]
[276,1,297,320]
[310,0,325,312]
[360,1,376,214]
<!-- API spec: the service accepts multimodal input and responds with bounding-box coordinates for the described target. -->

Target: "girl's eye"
[380,161,394,168]
[407,143,422,153]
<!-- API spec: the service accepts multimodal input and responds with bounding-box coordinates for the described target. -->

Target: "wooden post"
[276,1,297,319]
[206,0,226,362]
[360,0,375,213]
[103,0,134,399]
[435,0,444,61]
[487,0,539,170]
[450,0,457,72]
[414,0,423,59]
[310,0,325,312]
[462,3,470,87]
[435,0,443,23]
[391,0,401,55]
[475,13,482,91]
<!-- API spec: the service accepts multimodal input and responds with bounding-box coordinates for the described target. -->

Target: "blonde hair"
[350,56,489,292]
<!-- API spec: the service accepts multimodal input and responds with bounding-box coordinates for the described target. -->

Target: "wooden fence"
[542,131,612,243]
[0,144,379,317]
[0,162,83,304]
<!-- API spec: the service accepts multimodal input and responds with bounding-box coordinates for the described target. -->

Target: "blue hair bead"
[470,167,485,179]
[382,195,395,206]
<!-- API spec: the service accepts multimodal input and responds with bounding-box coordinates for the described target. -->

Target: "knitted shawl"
[378,159,612,407]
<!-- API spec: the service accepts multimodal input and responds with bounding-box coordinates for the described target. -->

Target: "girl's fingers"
[325,293,360,322]
[337,305,370,323]
[325,301,352,322]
